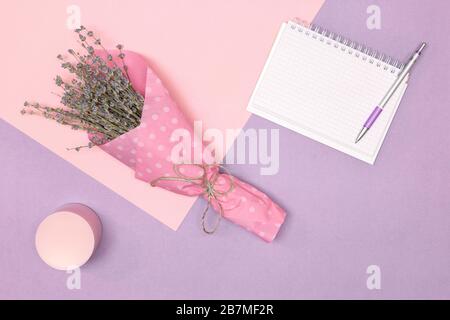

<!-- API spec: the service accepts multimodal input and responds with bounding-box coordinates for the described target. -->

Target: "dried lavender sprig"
[22,102,121,139]
[116,44,130,81]
[66,40,143,122]
[22,27,145,149]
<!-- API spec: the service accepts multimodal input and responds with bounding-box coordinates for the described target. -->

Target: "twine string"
[150,164,234,234]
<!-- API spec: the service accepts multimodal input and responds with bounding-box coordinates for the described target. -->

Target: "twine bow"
[150,164,234,234]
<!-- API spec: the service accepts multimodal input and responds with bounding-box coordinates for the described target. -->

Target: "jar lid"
[35,204,102,270]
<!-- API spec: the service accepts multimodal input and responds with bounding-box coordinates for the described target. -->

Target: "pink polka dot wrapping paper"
[97,51,286,242]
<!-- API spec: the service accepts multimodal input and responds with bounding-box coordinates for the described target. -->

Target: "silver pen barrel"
[378,42,426,108]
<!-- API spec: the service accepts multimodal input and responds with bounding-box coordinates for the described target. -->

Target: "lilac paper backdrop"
[1,0,449,299]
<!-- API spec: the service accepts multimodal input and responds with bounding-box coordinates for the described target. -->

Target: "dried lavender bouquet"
[22,26,144,150]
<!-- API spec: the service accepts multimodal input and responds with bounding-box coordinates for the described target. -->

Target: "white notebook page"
[247,21,408,164]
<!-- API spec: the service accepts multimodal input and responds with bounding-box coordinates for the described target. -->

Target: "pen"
[355,42,427,144]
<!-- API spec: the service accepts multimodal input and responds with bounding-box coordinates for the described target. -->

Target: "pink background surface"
[0,0,324,229]
[1,0,449,299]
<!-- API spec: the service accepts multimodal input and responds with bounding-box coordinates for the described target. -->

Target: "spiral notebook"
[247,20,409,164]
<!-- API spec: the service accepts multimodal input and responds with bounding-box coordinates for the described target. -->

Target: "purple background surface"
[1,0,449,299]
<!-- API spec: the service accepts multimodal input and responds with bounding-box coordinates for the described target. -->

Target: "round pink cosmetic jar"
[35,203,102,270]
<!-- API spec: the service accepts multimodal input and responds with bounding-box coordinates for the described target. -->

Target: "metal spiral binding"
[291,19,405,73]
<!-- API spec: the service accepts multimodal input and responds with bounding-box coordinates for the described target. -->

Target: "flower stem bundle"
[22,26,144,150]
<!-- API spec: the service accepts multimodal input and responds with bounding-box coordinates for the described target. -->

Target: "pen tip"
[355,127,368,144]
